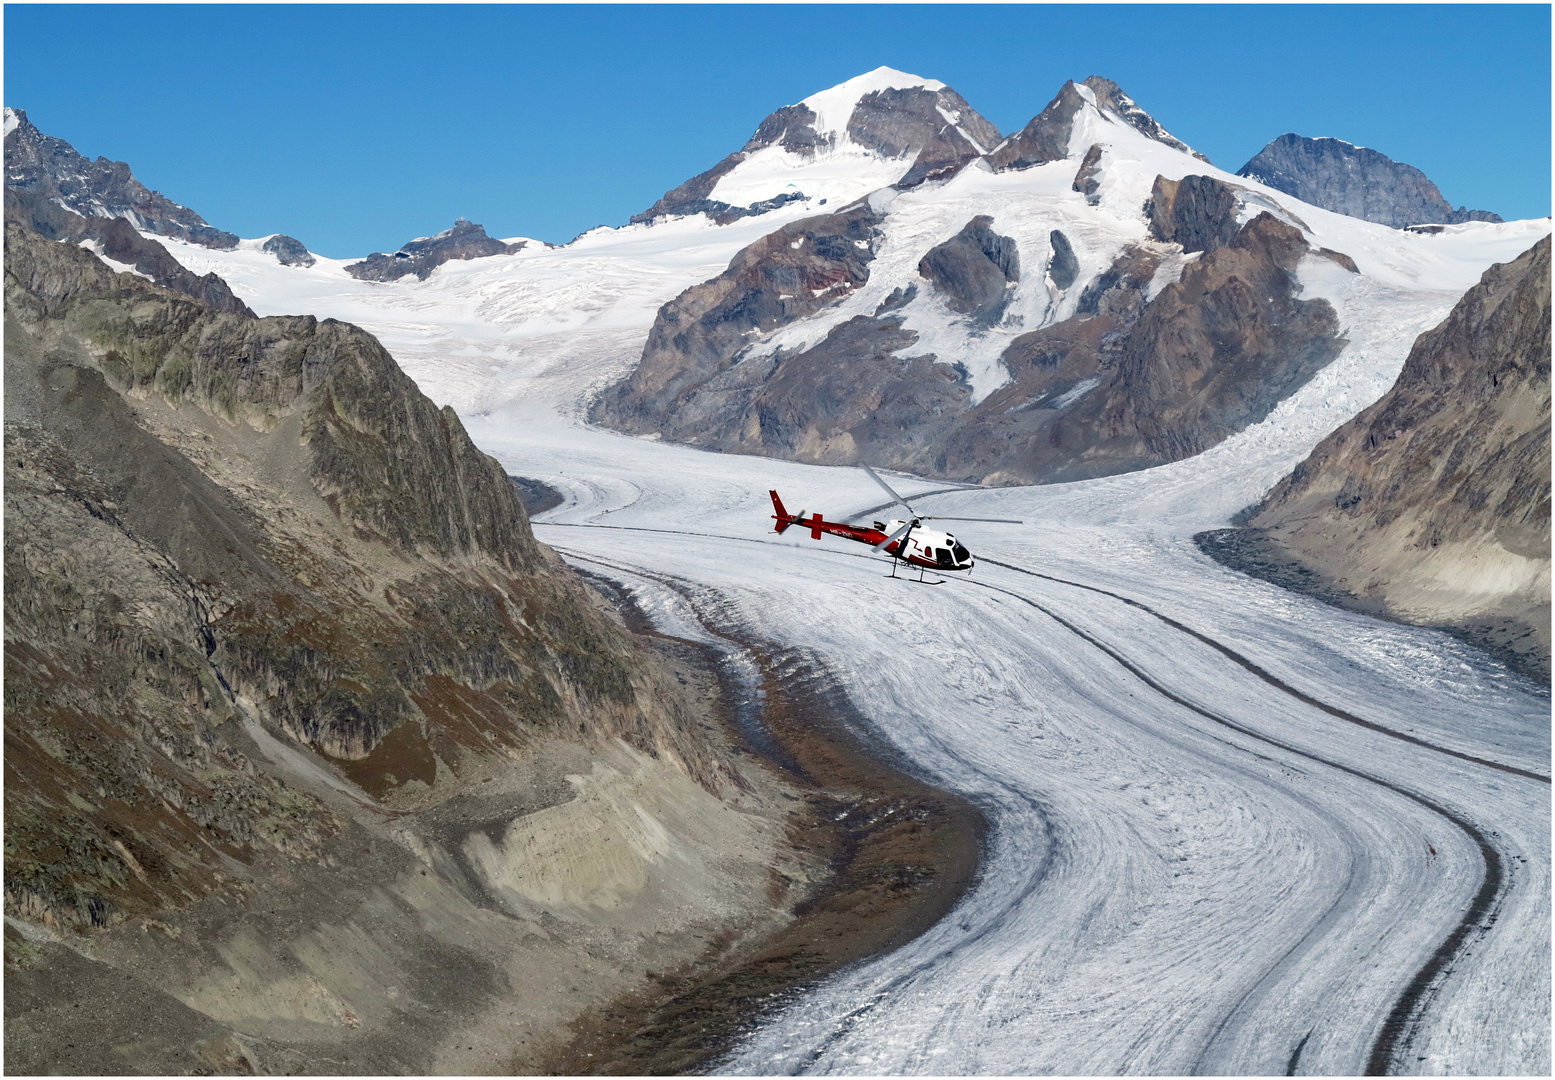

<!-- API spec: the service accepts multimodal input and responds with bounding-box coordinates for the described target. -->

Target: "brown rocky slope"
[1201,235,1551,681]
[1,222,837,1072]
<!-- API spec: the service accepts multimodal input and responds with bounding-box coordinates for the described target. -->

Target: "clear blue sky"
[6,4,1549,257]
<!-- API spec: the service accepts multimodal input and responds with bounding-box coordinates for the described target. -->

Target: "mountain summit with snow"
[633,67,1003,224]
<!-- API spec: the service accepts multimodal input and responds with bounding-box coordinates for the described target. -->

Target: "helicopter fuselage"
[769,491,974,571]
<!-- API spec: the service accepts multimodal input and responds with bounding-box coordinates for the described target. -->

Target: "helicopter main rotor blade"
[861,462,917,517]
[873,520,915,552]
[923,516,1026,524]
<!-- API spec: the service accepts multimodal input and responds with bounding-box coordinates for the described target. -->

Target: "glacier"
[142,71,1551,1074]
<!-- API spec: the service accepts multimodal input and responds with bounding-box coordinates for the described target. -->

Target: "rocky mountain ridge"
[593,74,1361,485]
[633,67,1005,225]
[344,218,533,282]
[4,184,252,314]
[3,216,818,1071]
[1206,235,1550,679]
[1237,133,1502,229]
[4,107,240,249]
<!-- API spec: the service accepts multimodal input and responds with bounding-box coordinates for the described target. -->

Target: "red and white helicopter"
[770,463,1023,583]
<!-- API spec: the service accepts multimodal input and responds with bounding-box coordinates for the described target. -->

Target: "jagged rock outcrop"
[4,107,239,249]
[1146,174,1241,253]
[851,85,1001,190]
[917,215,1020,325]
[1237,133,1502,228]
[4,185,252,314]
[1072,144,1103,204]
[262,233,315,267]
[987,76,1205,173]
[1212,236,1550,679]
[985,81,1088,172]
[345,218,527,282]
[1047,229,1079,290]
[1089,211,1344,465]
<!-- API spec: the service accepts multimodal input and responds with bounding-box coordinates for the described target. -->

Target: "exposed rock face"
[592,168,1346,484]
[1091,211,1344,466]
[4,107,239,249]
[1146,174,1241,253]
[929,211,1344,483]
[633,76,1001,223]
[262,233,315,267]
[1047,229,1079,290]
[345,218,526,282]
[593,201,885,433]
[4,185,252,314]
[5,219,812,1071]
[988,76,1205,173]
[1225,236,1550,678]
[917,215,1020,325]
[633,105,823,225]
[985,81,1088,172]
[851,86,1002,191]
[1072,143,1103,204]
[1237,133,1502,228]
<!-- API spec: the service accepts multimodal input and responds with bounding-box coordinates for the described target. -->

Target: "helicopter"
[769,463,1023,583]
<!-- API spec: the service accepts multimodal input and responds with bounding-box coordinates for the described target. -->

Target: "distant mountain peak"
[796,66,947,140]
[3,106,239,249]
[344,218,528,282]
[1077,76,1202,159]
[1237,133,1502,228]
[987,76,1205,173]
[633,68,1001,225]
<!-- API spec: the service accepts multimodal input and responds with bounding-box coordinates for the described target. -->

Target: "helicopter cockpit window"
[953,544,970,562]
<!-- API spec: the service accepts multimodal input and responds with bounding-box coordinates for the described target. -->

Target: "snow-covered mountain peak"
[798,66,947,140]
[989,76,1204,172]
[1079,76,1203,160]
[633,68,1000,226]
[3,106,22,138]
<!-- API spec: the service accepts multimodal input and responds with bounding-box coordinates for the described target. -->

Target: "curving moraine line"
[535,518,1543,1073]
[549,546,1065,1073]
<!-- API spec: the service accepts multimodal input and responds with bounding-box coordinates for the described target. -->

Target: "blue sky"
[5,4,1549,257]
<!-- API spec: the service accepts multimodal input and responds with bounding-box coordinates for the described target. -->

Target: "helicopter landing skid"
[886,569,946,585]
